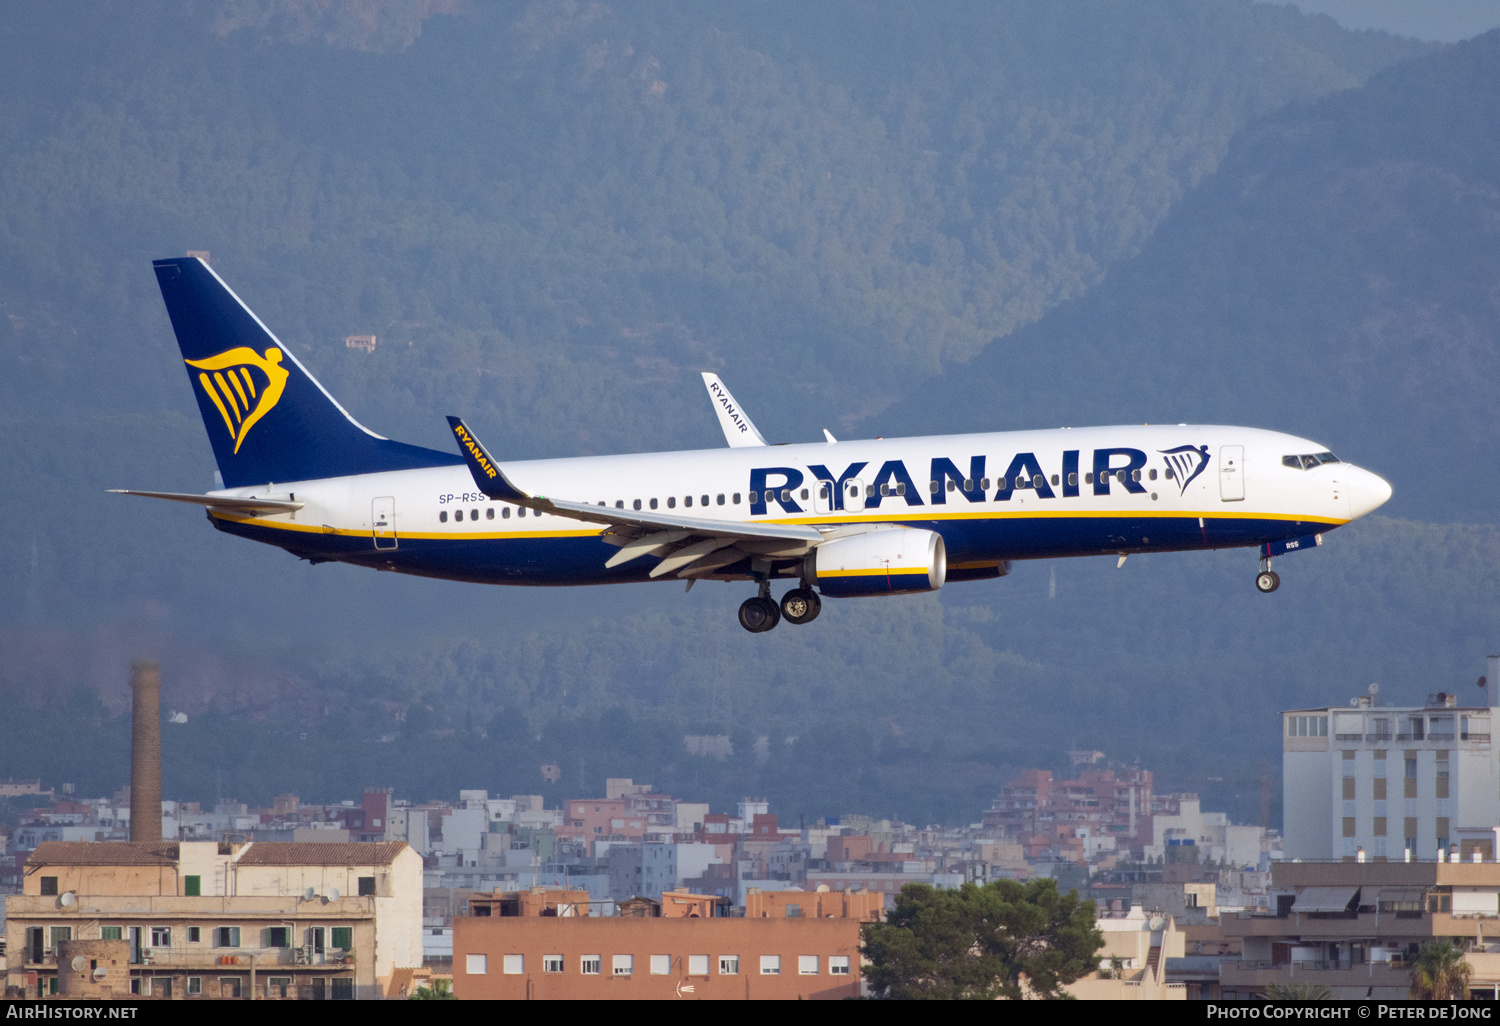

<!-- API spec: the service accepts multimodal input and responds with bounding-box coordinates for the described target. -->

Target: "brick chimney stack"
[129,660,163,842]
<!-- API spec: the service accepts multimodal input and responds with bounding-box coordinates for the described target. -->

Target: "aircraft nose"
[1346,466,1393,520]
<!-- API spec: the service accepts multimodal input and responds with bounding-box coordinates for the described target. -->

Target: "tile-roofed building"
[235,841,407,866]
[26,841,180,866]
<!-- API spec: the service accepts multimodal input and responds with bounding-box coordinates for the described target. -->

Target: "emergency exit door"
[814,480,833,514]
[1219,446,1245,501]
[372,496,397,549]
[844,479,866,512]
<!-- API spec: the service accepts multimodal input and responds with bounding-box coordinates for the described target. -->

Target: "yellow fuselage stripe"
[212,505,1346,541]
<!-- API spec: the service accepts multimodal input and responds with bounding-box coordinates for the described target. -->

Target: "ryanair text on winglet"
[453,424,498,479]
[709,381,751,435]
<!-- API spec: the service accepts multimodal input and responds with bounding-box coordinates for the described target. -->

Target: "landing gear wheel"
[780,587,822,625]
[1255,570,1281,594]
[738,596,781,633]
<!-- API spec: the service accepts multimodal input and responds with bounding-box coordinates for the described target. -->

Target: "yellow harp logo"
[185,347,290,453]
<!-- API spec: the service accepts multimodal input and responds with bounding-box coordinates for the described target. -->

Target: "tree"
[1264,982,1332,1000]
[1410,941,1471,1000]
[861,879,1104,1000]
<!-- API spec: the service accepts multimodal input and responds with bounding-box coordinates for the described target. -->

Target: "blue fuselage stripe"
[213,512,1328,587]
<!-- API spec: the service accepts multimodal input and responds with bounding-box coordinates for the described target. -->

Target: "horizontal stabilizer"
[107,489,304,514]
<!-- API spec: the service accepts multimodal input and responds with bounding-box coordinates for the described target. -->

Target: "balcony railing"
[135,948,354,969]
[1233,960,1408,972]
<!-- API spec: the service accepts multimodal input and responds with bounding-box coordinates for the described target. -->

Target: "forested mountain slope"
[889,29,1500,524]
[0,0,1426,627]
[0,1,1471,821]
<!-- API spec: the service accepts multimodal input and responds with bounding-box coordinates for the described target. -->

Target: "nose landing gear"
[1255,555,1280,593]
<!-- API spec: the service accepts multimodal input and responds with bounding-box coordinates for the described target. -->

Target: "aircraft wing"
[107,489,305,514]
[447,416,821,578]
[700,373,768,447]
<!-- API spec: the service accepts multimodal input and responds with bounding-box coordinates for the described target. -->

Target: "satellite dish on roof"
[328,887,340,901]
[1349,698,1360,707]
[60,891,75,907]
[304,887,316,901]
[92,967,107,982]
[1148,916,1165,931]
[1369,683,1380,695]
[71,956,86,972]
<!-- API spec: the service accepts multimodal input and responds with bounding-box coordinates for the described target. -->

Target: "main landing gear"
[738,579,821,633]
[780,586,822,625]
[1255,555,1280,594]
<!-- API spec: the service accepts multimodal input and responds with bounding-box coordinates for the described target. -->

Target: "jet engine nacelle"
[812,528,946,597]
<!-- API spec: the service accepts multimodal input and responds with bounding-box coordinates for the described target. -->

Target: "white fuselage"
[203,424,1391,588]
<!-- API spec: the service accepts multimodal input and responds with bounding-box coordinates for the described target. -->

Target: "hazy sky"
[1286,0,1500,41]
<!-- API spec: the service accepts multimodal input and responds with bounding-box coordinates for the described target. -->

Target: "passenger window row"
[609,493,740,511]
[440,506,530,523]
[437,462,1182,524]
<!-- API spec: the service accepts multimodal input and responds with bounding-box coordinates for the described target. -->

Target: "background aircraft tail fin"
[152,257,459,487]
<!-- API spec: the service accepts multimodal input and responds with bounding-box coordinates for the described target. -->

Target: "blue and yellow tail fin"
[153,257,459,487]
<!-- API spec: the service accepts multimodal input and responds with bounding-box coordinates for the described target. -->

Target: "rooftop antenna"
[1258,759,1271,835]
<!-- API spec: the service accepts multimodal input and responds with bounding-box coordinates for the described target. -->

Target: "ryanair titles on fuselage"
[746,444,1207,516]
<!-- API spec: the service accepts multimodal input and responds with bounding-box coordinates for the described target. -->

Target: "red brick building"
[454,890,869,1000]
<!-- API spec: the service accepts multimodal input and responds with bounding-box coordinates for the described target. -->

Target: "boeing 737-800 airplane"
[115,257,1392,632]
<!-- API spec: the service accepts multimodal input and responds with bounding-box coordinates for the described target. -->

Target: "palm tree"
[1264,982,1332,1000]
[1410,941,1471,1000]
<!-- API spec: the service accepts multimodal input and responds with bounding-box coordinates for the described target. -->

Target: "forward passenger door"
[1219,446,1245,501]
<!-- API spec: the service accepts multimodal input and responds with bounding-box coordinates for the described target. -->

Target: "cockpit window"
[1283,452,1341,470]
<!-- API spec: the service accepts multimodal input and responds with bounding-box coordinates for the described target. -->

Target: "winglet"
[446,417,528,501]
[700,373,768,447]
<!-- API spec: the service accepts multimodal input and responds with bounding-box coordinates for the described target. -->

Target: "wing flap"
[604,530,691,568]
[544,497,823,543]
[649,537,738,578]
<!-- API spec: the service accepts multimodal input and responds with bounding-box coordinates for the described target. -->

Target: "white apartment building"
[1283,657,1500,861]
